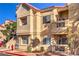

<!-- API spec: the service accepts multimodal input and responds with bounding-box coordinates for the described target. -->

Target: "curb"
[0,50,26,56]
[0,50,36,56]
[5,52,27,56]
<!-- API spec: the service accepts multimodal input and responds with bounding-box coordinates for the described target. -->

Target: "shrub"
[40,47,44,52]
[27,46,32,52]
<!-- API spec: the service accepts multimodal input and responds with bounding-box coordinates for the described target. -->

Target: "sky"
[0,3,64,24]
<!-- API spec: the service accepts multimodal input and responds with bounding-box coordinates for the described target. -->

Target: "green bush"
[2,22,17,44]
[40,47,44,52]
[27,46,32,52]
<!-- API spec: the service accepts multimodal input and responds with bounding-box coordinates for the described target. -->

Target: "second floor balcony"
[51,19,69,34]
[17,25,30,35]
[41,18,69,35]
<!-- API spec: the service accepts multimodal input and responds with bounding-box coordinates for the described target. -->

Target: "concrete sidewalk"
[0,49,36,56]
[0,49,59,56]
[0,48,68,56]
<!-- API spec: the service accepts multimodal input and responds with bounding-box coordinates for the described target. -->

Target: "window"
[20,16,27,25]
[57,22,65,27]
[43,15,51,24]
[43,37,51,45]
[57,37,68,44]
[22,36,29,44]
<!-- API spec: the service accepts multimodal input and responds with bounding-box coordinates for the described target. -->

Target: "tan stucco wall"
[16,4,30,18]
[17,16,30,34]
[17,4,31,35]
[17,36,31,51]
[53,8,58,22]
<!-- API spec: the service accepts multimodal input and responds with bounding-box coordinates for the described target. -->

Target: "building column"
[36,12,42,50]
[53,9,58,22]
[30,9,34,39]
[36,12,41,41]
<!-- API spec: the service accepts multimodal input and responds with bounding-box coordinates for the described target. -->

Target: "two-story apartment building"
[16,3,69,53]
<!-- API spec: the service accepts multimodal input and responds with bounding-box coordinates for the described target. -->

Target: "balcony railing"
[17,25,30,34]
[41,19,69,34]
[51,19,69,34]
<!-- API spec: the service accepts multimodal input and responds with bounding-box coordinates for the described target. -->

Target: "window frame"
[56,21,65,27]
[43,15,51,24]
[43,37,51,45]
[20,16,27,25]
[22,35,29,44]
[58,37,68,44]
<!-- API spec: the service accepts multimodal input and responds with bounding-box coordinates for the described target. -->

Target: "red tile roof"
[0,25,5,28]
[21,3,65,13]
[6,20,16,22]
[22,3,40,11]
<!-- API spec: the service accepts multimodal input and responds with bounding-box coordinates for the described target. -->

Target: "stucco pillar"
[35,12,42,50]
[53,9,58,22]
[30,9,34,39]
[36,12,41,41]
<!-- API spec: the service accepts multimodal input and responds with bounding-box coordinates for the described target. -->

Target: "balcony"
[17,25,30,35]
[51,20,69,34]
[41,19,69,35]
